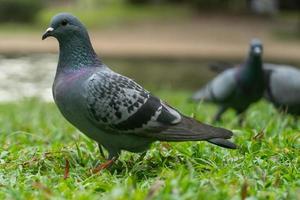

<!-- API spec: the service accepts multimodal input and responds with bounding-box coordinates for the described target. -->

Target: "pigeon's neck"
[240,54,263,82]
[57,34,102,71]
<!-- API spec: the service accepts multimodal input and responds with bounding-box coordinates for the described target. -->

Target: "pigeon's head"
[249,38,263,56]
[42,13,88,41]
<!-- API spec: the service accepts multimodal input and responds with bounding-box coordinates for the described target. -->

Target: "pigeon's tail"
[207,138,237,149]
[189,85,214,102]
[159,115,237,149]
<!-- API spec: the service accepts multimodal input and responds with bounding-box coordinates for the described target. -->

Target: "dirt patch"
[1,15,299,62]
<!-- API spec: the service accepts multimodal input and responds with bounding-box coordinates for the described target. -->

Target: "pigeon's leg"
[213,106,227,123]
[92,151,120,173]
[98,143,106,159]
[237,111,245,126]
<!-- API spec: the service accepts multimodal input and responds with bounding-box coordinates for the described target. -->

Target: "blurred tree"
[0,0,43,23]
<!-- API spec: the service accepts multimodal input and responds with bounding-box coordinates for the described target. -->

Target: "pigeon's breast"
[52,69,93,128]
[53,70,90,95]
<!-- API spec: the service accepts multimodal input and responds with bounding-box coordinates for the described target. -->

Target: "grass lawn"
[0,90,299,199]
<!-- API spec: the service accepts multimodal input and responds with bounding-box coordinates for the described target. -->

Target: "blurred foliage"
[190,0,247,11]
[126,0,248,11]
[126,0,299,12]
[279,0,300,10]
[37,2,191,29]
[0,0,43,23]
[190,0,231,9]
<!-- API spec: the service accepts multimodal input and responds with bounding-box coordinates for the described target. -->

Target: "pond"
[0,54,219,102]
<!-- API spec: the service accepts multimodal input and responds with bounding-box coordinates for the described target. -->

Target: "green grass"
[0,90,299,199]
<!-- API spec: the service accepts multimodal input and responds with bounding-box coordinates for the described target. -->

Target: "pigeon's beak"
[42,27,54,40]
[253,46,262,55]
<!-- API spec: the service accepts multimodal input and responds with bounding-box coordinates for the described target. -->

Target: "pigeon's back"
[266,64,300,105]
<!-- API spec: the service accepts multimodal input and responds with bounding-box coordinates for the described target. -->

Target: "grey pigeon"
[191,39,265,122]
[42,13,236,167]
[209,62,300,116]
[264,64,300,116]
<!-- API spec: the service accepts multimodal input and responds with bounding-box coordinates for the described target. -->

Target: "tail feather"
[157,116,236,149]
[208,138,237,149]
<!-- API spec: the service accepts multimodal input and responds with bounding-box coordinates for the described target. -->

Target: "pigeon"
[190,39,265,123]
[264,64,300,116]
[42,13,236,169]
[208,62,300,116]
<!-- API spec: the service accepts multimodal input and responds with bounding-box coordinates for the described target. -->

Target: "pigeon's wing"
[263,63,280,70]
[191,68,237,102]
[267,65,300,105]
[85,70,236,148]
[85,70,181,133]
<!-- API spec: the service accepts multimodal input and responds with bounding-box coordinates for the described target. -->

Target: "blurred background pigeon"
[190,39,265,123]
[209,62,300,116]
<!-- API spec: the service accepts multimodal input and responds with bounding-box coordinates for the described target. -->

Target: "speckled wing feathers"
[86,70,181,134]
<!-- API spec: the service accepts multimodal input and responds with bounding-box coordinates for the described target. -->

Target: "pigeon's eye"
[61,20,68,26]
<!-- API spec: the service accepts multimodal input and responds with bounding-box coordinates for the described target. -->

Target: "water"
[2,54,299,102]
[0,54,57,102]
[0,54,223,102]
